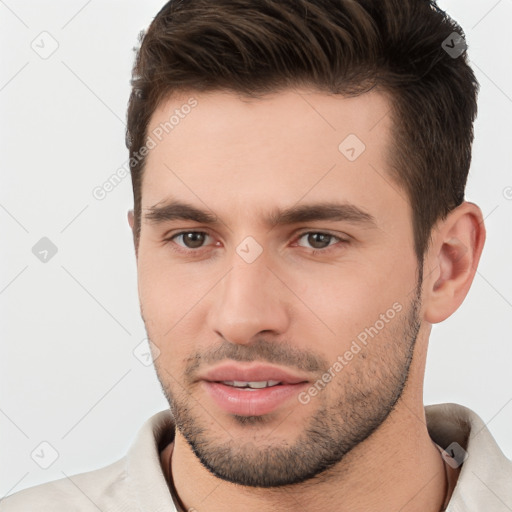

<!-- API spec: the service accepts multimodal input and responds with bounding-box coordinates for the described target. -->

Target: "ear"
[127,209,135,230]
[127,209,138,258]
[423,201,486,324]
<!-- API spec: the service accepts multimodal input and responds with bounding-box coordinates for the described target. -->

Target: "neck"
[168,407,447,512]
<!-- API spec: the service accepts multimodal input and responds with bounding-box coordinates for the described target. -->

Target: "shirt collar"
[425,403,512,511]
[124,404,512,511]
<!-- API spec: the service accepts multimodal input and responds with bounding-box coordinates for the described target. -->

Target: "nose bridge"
[208,250,290,344]
[227,254,271,306]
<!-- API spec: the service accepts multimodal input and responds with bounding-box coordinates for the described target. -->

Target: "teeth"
[222,380,281,389]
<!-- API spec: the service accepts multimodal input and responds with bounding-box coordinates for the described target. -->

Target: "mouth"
[199,363,310,416]
[219,380,282,389]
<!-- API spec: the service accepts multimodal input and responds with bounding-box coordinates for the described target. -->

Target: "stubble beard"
[150,281,422,488]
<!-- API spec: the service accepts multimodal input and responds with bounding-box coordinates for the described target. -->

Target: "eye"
[165,230,347,255]
[295,232,345,251]
[170,231,212,249]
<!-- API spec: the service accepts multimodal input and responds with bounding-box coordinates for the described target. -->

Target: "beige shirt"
[1,403,511,511]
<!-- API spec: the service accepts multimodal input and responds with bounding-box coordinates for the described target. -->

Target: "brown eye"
[297,232,338,250]
[308,233,332,249]
[173,232,209,249]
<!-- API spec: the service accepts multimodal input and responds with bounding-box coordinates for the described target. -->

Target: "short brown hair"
[126,0,478,261]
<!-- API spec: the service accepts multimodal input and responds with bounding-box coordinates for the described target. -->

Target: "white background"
[1,0,511,497]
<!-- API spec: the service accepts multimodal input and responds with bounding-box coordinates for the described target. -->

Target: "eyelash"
[164,230,349,256]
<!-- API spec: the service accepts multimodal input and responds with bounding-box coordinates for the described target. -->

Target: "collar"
[425,403,512,511]
[125,403,512,511]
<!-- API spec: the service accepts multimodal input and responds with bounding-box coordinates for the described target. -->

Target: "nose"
[207,256,291,346]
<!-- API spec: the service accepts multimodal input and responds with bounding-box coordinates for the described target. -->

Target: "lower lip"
[202,381,308,416]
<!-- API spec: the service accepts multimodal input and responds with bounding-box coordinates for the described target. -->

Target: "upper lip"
[199,362,310,385]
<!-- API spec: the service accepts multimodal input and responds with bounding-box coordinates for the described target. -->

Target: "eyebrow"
[143,200,377,229]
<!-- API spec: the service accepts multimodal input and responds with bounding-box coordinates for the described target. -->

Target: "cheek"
[136,250,215,361]
[136,253,188,344]
[294,259,412,350]
[137,241,188,309]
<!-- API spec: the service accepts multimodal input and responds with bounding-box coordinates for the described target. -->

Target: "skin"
[128,88,485,511]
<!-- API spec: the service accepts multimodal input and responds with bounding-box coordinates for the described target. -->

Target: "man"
[2,0,511,510]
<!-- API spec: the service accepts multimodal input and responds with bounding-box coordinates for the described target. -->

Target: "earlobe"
[423,202,486,324]
[128,210,135,230]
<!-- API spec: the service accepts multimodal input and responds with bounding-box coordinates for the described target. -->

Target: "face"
[135,88,423,487]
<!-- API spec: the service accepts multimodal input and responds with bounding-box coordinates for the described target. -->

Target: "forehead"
[141,88,408,230]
